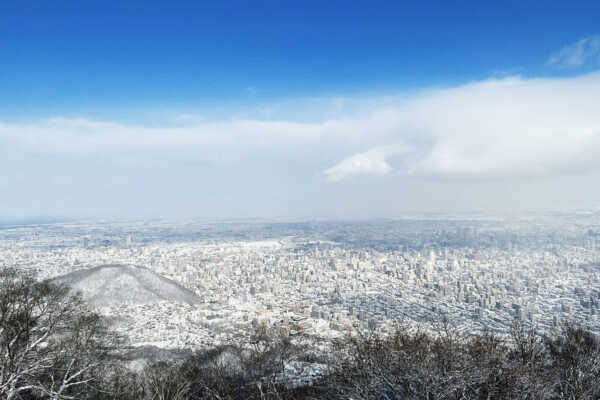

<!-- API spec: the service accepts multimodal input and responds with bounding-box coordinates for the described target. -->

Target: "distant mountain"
[0,217,70,228]
[53,264,201,307]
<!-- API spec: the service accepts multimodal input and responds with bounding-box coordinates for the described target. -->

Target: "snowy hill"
[53,264,201,306]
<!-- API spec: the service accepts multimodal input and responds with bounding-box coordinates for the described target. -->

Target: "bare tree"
[143,362,190,400]
[546,322,600,400]
[0,267,115,400]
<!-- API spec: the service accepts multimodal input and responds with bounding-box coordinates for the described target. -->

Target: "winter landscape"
[3,1,600,398]
[2,214,599,350]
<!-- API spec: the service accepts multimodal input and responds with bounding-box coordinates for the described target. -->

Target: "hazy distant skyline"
[2,1,600,219]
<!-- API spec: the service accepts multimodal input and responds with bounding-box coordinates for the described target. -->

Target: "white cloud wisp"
[323,145,412,182]
[548,35,600,68]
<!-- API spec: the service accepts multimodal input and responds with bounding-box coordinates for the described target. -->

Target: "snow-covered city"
[2,214,599,350]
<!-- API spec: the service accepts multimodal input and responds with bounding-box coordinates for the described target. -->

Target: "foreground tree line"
[1,267,600,400]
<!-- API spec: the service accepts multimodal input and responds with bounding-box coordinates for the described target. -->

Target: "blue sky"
[2,1,600,219]
[2,0,599,120]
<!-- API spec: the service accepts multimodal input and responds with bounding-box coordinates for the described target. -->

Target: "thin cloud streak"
[547,35,600,68]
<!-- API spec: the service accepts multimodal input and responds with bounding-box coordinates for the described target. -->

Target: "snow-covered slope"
[53,264,201,306]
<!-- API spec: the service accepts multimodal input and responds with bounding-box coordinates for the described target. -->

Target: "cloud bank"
[2,72,600,183]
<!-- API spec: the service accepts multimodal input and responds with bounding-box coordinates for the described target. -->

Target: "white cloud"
[323,145,411,182]
[323,72,600,181]
[0,117,329,161]
[548,35,600,68]
[2,72,600,183]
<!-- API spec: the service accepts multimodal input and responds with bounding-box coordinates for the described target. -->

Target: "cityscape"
[2,213,599,350]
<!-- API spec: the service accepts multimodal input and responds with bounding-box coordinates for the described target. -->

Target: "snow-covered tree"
[0,268,115,399]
